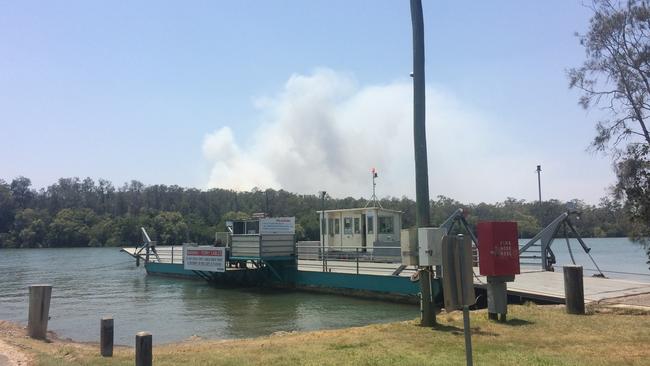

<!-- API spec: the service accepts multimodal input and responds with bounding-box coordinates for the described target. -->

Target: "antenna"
[536,165,542,205]
[365,168,383,208]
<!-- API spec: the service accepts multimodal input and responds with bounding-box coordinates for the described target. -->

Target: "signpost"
[442,234,476,366]
[183,245,226,272]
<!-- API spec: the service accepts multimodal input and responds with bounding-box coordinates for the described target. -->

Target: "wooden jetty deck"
[475,268,650,305]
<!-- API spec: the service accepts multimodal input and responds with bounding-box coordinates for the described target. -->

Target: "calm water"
[1,238,648,345]
[518,237,650,281]
[0,247,417,345]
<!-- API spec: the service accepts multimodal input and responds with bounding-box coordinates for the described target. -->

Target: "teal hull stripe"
[290,270,426,296]
[145,262,440,298]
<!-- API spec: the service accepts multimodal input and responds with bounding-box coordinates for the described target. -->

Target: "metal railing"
[144,245,183,264]
[296,242,412,275]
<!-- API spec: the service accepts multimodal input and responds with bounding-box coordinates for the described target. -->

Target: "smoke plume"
[202,68,531,202]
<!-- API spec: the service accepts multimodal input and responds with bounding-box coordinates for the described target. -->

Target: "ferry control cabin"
[318,207,402,260]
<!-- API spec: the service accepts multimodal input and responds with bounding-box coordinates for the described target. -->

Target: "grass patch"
[3,304,650,366]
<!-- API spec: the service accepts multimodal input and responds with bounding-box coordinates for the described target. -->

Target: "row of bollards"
[100,317,152,365]
[28,285,153,365]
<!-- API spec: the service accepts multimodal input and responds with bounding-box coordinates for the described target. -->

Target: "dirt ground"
[0,322,31,366]
[599,292,650,309]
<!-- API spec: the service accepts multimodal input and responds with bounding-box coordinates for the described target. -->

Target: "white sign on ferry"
[259,217,295,235]
[183,245,225,272]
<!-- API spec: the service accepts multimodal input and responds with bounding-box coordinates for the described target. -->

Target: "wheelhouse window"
[328,218,334,236]
[367,216,374,234]
[344,217,352,234]
[354,218,360,234]
[378,216,394,234]
[334,218,340,235]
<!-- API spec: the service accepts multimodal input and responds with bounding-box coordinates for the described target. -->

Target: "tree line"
[0,176,638,249]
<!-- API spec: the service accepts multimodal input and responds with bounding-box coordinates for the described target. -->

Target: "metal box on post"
[417,227,445,266]
[477,221,520,276]
[400,228,418,266]
[441,234,476,312]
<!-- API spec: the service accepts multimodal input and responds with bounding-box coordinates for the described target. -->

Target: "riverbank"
[2,304,649,366]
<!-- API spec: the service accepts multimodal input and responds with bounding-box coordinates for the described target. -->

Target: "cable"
[564,225,576,265]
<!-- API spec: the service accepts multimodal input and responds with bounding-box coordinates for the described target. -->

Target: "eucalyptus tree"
[569,0,650,245]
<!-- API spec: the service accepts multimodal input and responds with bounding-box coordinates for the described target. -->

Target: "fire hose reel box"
[478,221,520,277]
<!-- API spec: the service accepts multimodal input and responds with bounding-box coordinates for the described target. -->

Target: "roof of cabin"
[316,207,402,215]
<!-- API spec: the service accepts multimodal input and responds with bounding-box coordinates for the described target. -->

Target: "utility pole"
[536,165,542,205]
[410,0,435,326]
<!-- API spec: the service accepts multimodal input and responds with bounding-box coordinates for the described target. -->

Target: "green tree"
[0,180,15,236]
[152,211,188,246]
[569,0,650,246]
[47,208,98,247]
[10,176,34,209]
[13,209,49,248]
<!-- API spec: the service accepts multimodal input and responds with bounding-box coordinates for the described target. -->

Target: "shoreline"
[2,304,650,365]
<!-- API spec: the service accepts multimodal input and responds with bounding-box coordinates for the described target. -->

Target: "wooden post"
[135,331,152,366]
[563,265,585,314]
[420,269,435,326]
[100,317,114,357]
[410,0,436,327]
[27,284,52,339]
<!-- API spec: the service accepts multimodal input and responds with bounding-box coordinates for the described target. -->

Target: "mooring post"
[564,265,585,314]
[135,331,152,366]
[419,269,434,326]
[27,284,52,339]
[100,316,114,357]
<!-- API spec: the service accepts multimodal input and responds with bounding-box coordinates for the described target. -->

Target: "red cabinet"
[478,221,520,276]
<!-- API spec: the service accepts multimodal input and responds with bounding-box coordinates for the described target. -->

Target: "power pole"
[410,0,435,326]
[536,165,542,205]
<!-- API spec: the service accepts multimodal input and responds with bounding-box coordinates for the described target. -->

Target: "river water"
[0,247,417,345]
[0,238,648,345]
[519,237,650,281]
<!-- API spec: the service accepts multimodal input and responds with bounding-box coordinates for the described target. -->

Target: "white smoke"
[202,68,536,202]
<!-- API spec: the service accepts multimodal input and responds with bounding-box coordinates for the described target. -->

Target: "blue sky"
[0,1,612,203]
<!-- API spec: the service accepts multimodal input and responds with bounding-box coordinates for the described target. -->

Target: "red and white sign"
[183,245,226,272]
[477,221,520,276]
